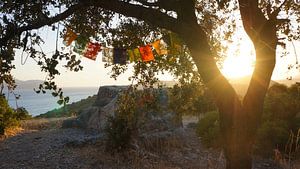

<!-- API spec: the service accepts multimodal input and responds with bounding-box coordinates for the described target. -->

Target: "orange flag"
[63,28,77,46]
[139,45,154,62]
[152,40,168,55]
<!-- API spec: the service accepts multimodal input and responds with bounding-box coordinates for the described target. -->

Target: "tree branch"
[134,0,180,11]
[82,0,180,33]
[238,0,267,39]
[0,3,84,48]
[270,0,289,20]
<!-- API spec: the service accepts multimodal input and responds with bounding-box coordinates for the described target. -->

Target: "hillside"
[15,79,43,89]
[37,95,97,118]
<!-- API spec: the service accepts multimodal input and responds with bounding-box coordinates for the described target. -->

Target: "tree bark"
[180,13,277,167]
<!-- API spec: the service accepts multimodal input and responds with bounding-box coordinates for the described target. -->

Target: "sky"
[11,22,300,87]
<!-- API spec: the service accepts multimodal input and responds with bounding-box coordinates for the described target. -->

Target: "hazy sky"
[11,24,300,87]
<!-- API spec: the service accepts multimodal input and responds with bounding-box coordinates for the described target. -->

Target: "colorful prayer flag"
[113,48,127,65]
[139,45,154,62]
[102,48,113,63]
[133,48,142,61]
[73,36,88,54]
[127,48,142,62]
[127,49,135,63]
[63,28,77,46]
[152,40,168,55]
[83,42,101,60]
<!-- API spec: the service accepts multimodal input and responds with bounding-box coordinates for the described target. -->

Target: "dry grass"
[0,126,24,141]
[139,134,183,153]
[274,128,300,169]
[0,117,73,141]
[21,117,73,131]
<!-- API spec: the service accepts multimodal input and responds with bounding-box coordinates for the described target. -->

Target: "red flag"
[139,45,154,62]
[83,42,101,60]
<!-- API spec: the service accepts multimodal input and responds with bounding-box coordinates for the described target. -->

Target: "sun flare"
[221,33,255,79]
[221,54,254,78]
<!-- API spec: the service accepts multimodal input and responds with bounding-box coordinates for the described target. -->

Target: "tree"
[0,0,299,168]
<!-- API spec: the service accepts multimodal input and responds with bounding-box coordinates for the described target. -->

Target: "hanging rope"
[20,50,30,65]
[55,7,61,53]
[21,31,30,65]
[56,22,59,52]
[291,41,298,64]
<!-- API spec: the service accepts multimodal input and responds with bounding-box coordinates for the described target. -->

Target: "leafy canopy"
[0,0,299,103]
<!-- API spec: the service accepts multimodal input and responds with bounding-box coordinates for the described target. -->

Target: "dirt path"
[0,119,287,169]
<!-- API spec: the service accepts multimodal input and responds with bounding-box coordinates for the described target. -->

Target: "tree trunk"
[222,106,256,169]
[180,20,277,168]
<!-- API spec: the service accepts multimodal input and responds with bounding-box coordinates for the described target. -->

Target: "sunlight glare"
[221,34,255,79]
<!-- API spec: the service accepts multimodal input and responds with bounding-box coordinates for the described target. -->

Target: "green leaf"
[57,99,64,105]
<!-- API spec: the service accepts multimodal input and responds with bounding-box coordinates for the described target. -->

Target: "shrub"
[255,120,290,156]
[104,88,161,152]
[0,95,19,135]
[196,111,221,147]
[104,115,132,152]
[15,107,32,120]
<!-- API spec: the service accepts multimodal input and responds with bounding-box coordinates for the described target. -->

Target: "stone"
[62,85,182,133]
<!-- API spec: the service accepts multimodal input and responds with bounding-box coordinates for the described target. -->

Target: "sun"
[221,54,255,78]
[221,33,256,79]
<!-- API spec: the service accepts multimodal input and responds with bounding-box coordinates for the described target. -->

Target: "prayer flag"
[127,48,142,62]
[83,42,101,60]
[133,48,142,61]
[113,48,127,65]
[152,40,168,55]
[73,36,88,54]
[63,28,77,46]
[127,49,135,62]
[102,48,113,63]
[139,45,154,62]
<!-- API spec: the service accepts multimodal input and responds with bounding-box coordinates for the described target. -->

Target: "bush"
[104,115,132,152]
[255,120,290,156]
[0,95,19,135]
[15,107,32,120]
[196,111,221,147]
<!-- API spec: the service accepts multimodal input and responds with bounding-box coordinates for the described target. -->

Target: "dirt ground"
[0,118,297,169]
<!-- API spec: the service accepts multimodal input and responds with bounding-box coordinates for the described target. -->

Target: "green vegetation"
[15,107,32,120]
[105,115,132,152]
[196,83,300,157]
[169,82,216,117]
[37,95,97,118]
[0,95,31,135]
[105,88,160,152]
[196,111,220,148]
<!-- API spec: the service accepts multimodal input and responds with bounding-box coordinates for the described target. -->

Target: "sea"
[4,87,99,116]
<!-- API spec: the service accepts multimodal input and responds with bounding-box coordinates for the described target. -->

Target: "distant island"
[15,79,44,90]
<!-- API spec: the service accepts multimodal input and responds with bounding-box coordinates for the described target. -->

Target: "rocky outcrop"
[62,86,124,130]
[63,85,182,133]
[93,86,126,107]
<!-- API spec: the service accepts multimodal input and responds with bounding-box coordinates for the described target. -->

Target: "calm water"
[5,87,99,116]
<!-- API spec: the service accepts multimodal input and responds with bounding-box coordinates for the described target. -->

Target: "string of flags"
[63,28,183,64]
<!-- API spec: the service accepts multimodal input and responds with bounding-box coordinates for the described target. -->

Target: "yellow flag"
[127,49,135,62]
[133,48,142,61]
